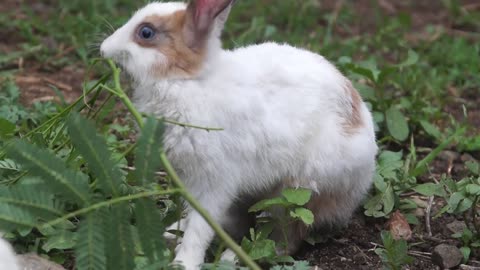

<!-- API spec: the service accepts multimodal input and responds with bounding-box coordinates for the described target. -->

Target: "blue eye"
[139,26,155,40]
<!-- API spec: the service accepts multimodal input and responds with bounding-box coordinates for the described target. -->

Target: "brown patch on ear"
[342,80,364,135]
[133,11,207,78]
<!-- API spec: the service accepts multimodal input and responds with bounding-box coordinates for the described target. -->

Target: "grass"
[1,0,480,269]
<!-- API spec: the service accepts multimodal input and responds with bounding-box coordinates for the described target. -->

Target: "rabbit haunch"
[101,1,377,269]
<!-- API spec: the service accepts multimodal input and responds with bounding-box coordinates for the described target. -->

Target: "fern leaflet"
[6,140,90,205]
[105,203,135,270]
[67,113,122,197]
[76,210,107,270]
[135,198,167,265]
[0,204,37,231]
[0,183,64,218]
[0,159,21,172]
[134,117,164,186]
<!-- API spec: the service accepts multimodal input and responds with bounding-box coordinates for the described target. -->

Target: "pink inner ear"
[196,0,215,12]
[195,0,225,19]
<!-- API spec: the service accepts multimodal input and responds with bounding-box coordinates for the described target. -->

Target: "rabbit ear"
[183,0,234,49]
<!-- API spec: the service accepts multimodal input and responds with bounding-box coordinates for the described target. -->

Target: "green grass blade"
[134,117,164,185]
[76,210,107,270]
[6,140,90,205]
[105,203,135,270]
[67,113,122,197]
[135,198,167,264]
[411,127,466,177]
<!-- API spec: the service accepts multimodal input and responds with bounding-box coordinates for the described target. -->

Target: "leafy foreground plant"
[0,60,262,270]
[375,231,413,270]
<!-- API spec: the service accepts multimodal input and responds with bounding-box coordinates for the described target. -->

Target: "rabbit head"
[100,0,234,84]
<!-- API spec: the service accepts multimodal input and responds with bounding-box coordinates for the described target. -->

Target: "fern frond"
[67,113,122,197]
[0,204,37,231]
[134,117,164,186]
[135,198,167,264]
[0,184,64,219]
[76,210,107,270]
[0,159,21,172]
[6,140,90,205]
[105,203,135,270]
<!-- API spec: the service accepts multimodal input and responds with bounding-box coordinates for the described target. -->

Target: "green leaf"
[460,246,471,262]
[246,238,276,260]
[374,174,387,192]
[466,184,480,195]
[420,120,442,140]
[134,117,164,185]
[412,183,446,197]
[67,113,122,196]
[76,210,106,270]
[7,140,90,205]
[412,127,466,177]
[281,188,312,206]
[447,192,465,212]
[396,50,419,69]
[135,198,167,264]
[290,207,314,225]
[0,204,37,231]
[42,230,77,252]
[249,197,289,212]
[0,159,21,172]
[105,204,135,270]
[383,185,395,215]
[0,118,15,139]
[466,161,479,175]
[385,106,409,141]
[0,183,64,218]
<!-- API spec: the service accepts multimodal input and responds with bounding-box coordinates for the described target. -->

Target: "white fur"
[101,2,378,269]
[0,237,19,270]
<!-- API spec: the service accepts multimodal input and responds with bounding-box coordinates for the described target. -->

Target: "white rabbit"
[101,0,378,269]
[0,236,19,270]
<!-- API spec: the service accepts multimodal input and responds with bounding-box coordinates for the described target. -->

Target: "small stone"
[461,153,478,163]
[387,210,412,240]
[431,244,463,269]
[439,150,460,161]
[446,220,467,235]
[16,254,66,270]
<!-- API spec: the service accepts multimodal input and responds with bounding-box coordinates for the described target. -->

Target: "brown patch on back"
[342,80,364,135]
[133,10,207,78]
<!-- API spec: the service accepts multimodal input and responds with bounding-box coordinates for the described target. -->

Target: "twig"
[370,242,431,260]
[141,113,224,132]
[425,196,435,237]
[125,166,167,177]
[408,250,431,260]
[419,235,447,243]
[163,119,224,132]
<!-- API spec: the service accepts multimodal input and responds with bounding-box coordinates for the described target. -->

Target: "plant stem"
[162,118,223,132]
[472,196,479,234]
[105,59,261,270]
[42,189,181,228]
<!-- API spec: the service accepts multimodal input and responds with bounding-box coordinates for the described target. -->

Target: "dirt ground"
[1,0,479,269]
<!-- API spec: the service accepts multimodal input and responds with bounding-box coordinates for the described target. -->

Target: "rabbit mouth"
[108,50,131,67]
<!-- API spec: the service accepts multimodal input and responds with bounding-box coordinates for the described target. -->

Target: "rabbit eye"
[139,26,155,40]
